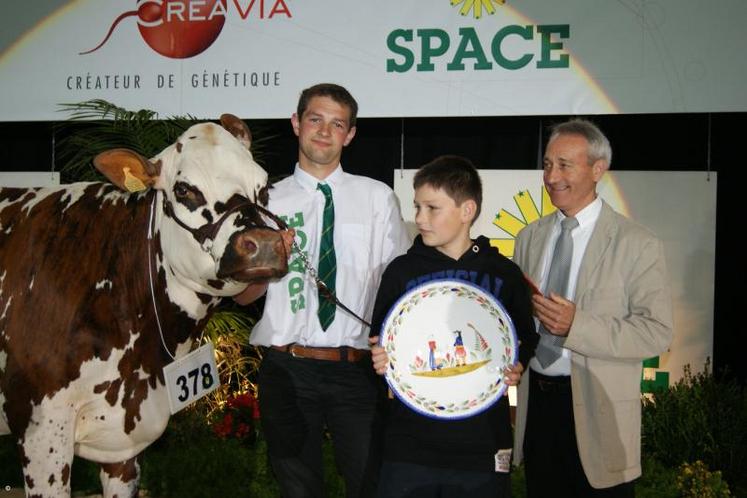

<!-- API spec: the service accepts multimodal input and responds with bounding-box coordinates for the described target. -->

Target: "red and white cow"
[0,115,288,497]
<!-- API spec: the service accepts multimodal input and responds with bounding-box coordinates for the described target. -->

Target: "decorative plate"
[380,279,518,420]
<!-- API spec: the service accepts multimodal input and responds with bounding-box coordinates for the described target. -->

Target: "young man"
[247,83,410,498]
[369,155,537,498]
[512,119,673,497]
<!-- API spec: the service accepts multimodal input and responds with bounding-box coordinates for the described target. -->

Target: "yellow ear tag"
[123,167,148,192]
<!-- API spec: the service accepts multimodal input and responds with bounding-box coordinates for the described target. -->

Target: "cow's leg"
[100,457,140,498]
[20,413,76,497]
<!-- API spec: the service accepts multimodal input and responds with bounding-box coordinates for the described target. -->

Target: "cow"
[0,115,289,497]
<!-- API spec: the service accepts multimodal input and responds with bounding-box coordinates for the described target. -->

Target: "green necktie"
[317,183,336,331]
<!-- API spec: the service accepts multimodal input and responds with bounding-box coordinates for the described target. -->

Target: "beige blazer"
[513,200,673,488]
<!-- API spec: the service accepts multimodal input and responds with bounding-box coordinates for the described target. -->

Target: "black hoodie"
[370,235,538,472]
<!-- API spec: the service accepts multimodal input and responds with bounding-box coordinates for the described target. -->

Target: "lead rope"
[253,204,373,329]
[290,239,372,328]
[147,193,177,361]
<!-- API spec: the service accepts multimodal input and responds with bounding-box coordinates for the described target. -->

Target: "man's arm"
[378,190,411,267]
[367,257,405,378]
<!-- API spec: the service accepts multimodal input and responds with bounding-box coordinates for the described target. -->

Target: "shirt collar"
[554,195,602,231]
[292,164,344,193]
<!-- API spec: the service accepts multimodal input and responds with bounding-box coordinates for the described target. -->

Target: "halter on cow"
[0,114,288,497]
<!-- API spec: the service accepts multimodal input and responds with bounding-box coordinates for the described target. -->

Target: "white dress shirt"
[529,196,602,376]
[250,165,411,349]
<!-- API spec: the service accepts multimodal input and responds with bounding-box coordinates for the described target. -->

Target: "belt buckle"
[288,344,299,358]
[536,377,568,393]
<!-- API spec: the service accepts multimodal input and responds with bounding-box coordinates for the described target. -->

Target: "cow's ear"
[94,149,161,193]
[220,114,252,150]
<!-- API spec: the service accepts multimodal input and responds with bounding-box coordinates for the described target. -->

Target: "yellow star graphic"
[450,0,506,19]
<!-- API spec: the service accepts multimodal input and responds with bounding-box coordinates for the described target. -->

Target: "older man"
[513,119,673,497]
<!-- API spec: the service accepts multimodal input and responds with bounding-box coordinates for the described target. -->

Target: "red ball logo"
[81,0,227,59]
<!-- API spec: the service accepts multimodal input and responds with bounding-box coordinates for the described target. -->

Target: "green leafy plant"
[510,464,527,498]
[635,456,678,498]
[54,98,276,182]
[55,99,195,182]
[676,460,731,498]
[201,306,263,416]
[140,407,279,498]
[642,358,746,494]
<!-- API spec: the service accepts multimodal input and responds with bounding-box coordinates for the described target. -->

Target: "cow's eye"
[173,182,206,211]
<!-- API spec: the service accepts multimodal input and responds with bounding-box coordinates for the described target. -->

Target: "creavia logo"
[450,0,506,19]
[80,0,291,59]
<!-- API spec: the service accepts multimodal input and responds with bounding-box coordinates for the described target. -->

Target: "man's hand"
[533,292,576,336]
[279,228,296,258]
[233,281,269,305]
[368,336,389,376]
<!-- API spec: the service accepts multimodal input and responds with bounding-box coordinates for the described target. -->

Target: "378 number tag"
[163,342,220,414]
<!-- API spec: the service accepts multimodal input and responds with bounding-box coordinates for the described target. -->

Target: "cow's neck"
[147,193,221,359]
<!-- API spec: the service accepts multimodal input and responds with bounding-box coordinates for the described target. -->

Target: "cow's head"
[93,115,288,298]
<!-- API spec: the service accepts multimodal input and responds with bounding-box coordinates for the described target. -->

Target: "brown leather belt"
[271,343,370,363]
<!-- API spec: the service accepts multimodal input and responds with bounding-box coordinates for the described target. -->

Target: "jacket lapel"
[527,214,556,281]
[574,200,618,299]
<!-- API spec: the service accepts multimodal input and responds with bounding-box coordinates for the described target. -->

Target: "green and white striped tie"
[316,183,336,331]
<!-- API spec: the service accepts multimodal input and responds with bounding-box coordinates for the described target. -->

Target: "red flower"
[212,392,259,442]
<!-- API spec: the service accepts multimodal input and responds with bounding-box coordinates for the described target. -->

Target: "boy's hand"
[503,361,524,393]
[368,336,389,376]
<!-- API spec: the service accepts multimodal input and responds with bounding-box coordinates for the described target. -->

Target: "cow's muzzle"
[217,227,289,282]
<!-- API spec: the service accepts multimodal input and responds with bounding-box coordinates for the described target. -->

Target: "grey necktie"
[534,216,579,368]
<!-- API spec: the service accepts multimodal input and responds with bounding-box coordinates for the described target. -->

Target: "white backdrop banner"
[0,172,60,187]
[1,1,746,121]
[394,170,717,387]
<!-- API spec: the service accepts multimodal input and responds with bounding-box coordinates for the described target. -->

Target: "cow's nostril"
[241,237,258,254]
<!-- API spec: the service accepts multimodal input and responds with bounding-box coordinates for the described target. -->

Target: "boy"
[369,155,537,498]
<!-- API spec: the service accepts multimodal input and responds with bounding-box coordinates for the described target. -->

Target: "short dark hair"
[296,83,358,127]
[414,155,483,223]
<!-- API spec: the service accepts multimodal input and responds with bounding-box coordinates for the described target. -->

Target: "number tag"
[163,342,220,414]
